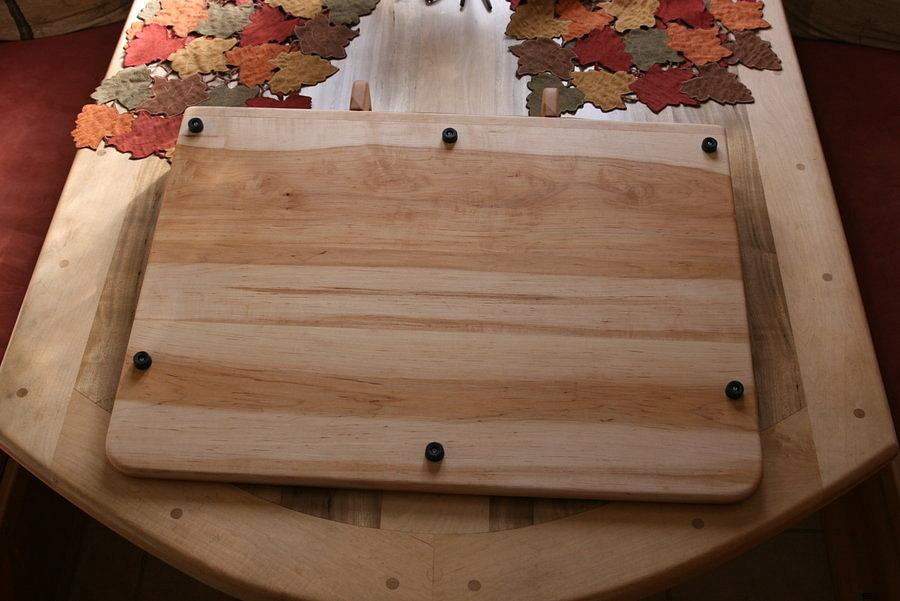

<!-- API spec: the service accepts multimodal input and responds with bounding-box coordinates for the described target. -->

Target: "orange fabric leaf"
[557,0,613,42]
[709,0,770,31]
[665,22,732,64]
[151,0,209,37]
[71,104,134,150]
[225,43,289,86]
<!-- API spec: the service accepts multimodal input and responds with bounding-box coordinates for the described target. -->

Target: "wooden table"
[0,1,896,599]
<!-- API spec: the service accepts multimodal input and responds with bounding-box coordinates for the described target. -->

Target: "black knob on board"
[187,117,204,134]
[701,137,718,153]
[133,351,152,370]
[425,441,445,462]
[442,128,458,145]
[725,380,744,400]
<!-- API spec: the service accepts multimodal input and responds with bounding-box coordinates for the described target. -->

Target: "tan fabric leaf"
[506,0,570,40]
[151,0,209,37]
[724,31,781,70]
[510,39,577,79]
[197,3,255,37]
[709,0,769,31]
[266,0,322,18]
[138,0,161,22]
[571,69,636,110]
[603,0,658,32]
[91,66,154,110]
[624,27,683,70]
[295,14,359,59]
[169,37,238,77]
[126,21,144,41]
[323,0,380,26]
[557,0,613,42]
[137,74,210,115]
[71,104,134,149]
[226,43,288,86]
[200,84,260,106]
[269,51,338,94]
[665,22,732,64]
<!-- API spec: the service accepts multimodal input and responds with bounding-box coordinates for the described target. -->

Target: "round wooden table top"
[0,1,895,600]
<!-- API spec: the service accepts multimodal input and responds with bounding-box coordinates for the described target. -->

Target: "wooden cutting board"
[107,107,761,502]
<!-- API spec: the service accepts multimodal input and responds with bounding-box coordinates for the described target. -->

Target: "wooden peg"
[349,80,372,111]
[540,87,560,118]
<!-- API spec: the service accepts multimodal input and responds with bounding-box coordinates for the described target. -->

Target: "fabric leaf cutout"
[246,94,312,108]
[151,0,209,37]
[240,4,300,46]
[138,0,161,22]
[574,26,632,72]
[655,0,713,28]
[200,84,260,106]
[629,64,698,112]
[138,74,209,115]
[169,37,238,77]
[571,69,636,111]
[295,14,359,59]
[269,51,338,94]
[107,113,183,159]
[709,0,769,31]
[624,27,683,71]
[681,63,753,104]
[226,43,288,85]
[506,0,569,40]
[323,0,380,26]
[266,0,322,18]
[724,31,781,70]
[604,0,658,32]
[124,23,192,67]
[91,66,154,110]
[665,23,731,64]
[197,3,255,37]
[525,74,585,116]
[510,39,577,79]
[557,0,612,42]
[71,104,134,149]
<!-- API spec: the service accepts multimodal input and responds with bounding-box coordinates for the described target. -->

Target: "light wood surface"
[0,0,896,599]
[107,110,759,501]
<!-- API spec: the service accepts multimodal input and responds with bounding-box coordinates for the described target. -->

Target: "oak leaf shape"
[655,0,713,28]
[266,0,322,18]
[124,23,192,67]
[510,39,577,79]
[629,64,698,112]
[624,27,683,71]
[574,26,632,72]
[226,43,288,85]
[557,0,613,42]
[137,74,210,115]
[151,0,208,37]
[197,3,255,37]
[571,69,636,110]
[724,31,781,70]
[269,51,338,94]
[680,63,753,104]
[240,4,301,46]
[324,0,380,26]
[107,112,183,159]
[709,0,769,31]
[525,74,585,116]
[246,94,312,108]
[199,84,260,106]
[91,66,154,110]
[604,0,658,32]
[665,22,731,64]
[169,37,238,77]
[71,104,134,149]
[506,0,569,40]
[295,14,359,59]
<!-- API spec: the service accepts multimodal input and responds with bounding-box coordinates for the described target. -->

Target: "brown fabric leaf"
[557,0,613,42]
[665,22,732,64]
[510,39,577,79]
[138,74,210,116]
[506,0,570,40]
[269,51,338,94]
[681,63,753,104]
[151,0,209,37]
[571,69,636,110]
[169,37,238,77]
[199,84,260,106]
[294,14,359,59]
[266,0,322,18]
[724,31,781,70]
[91,66,154,110]
[624,27,683,71]
[604,0,658,32]
[226,43,288,86]
[196,3,255,37]
[323,0,379,26]
[71,104,134,149]
[709,0,769,31]
[525,73,585,116]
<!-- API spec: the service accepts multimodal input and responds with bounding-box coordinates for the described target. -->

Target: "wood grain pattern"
[107,110,761,501]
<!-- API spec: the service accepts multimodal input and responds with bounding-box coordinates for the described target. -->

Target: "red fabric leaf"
[629,64,698,112]
[574,26,632,72]
[107,112,183,158]
[240,4,302,47]
[124,24,192,67]
[246,94,312,108]
[656,0,714,28]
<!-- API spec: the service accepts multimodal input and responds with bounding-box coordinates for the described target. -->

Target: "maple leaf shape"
[709,0,769,31]
[169,37,238,77]
[724,31,781,70]
[266,0,322,19]
[91,66,154,110]
[629,64,698,112]
[125,21,144,41]
[124,23,192,67]
[666,23,732,64]
[557,0,613,42]
[200,84,260,106]
[525,74,585,116]
[71,104,134,149]
[269,51,338,94]
[240,4,301,46]
[151,0,208,37]
[107,112,183,159]
[138,74,210,115]
[510,39,577,79]
[226,43,288,85]
[574,26,632,72]
[324,0,380,26]
[571,69,636,111]
[246,94,312,108]
[197,3,255,37]
[138,0,161,22]
[604,0,658,32]
[655,0,713,28]
[681,63,753,104]
[295,14,359,59]
[505,0,569,40]
[624,27,683,71]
